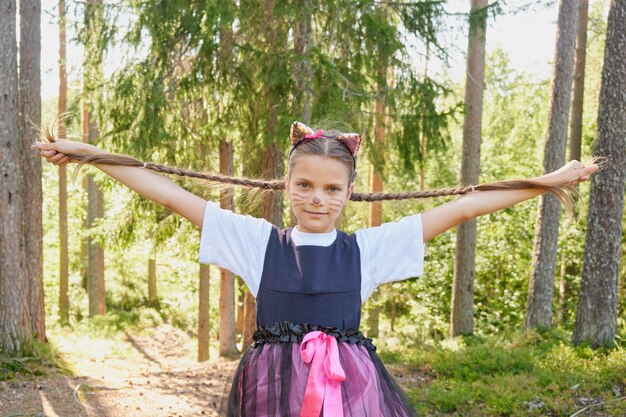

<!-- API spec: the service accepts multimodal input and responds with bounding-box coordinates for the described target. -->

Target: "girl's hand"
[32,140,101,167]
[544,160,599,186]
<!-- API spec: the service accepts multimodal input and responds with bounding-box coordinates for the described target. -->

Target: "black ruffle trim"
[251,321,376,351]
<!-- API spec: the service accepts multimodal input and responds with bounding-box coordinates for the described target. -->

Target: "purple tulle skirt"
[220,322,417,417]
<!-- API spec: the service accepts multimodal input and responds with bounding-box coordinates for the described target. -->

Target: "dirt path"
[0,325,238,417]
[0,325,428,417]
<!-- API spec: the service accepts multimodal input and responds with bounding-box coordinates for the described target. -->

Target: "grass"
[380,329,626,416]
[0,341,69,382]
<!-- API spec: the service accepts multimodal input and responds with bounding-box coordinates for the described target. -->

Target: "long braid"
[41,130,576,208]
[72,152,285,190]
[352,181,575,203]
[67,152,576,210]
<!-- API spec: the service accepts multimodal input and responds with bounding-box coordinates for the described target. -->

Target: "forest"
[1,0,625,416]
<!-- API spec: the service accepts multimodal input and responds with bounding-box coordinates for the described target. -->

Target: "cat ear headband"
[288,121,361,166]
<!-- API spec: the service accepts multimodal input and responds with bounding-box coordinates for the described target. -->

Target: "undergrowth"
[379,329,626,416]
[0,341,68,382]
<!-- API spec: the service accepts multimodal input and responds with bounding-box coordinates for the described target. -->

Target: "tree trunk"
[58,0,69,324]
[450,0,488,337]
[568,0,589,162]
[572,0,625,348]
[242,290,256,350]
[80,165,88,290]
[366,97,385,338]
[562,0,590,328]
[525,0,579,330]
[219,139,238,357]
[83,103,105,316]
[19,0,45,342]
[419,42,430,191]
[148,256,157,301]
[293,1,312,124]
[242,141,284,348]
[0,0,33,354]
[83,0,106,316]
[289,1,313,228]
[87,173,105,316]
[235,277,245,336]
[198,264,210,361]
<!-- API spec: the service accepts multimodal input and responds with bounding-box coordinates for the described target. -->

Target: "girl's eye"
[328,187,340,193]
[298,182,310,189]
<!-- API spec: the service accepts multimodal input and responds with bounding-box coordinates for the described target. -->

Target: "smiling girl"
[36,121,597,416]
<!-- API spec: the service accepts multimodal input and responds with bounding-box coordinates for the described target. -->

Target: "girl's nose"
[312,195,322,205]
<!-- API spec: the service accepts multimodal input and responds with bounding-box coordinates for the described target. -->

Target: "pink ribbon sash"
[299,331,346,417]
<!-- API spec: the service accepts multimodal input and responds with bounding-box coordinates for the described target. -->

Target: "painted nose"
[312,195,322,204]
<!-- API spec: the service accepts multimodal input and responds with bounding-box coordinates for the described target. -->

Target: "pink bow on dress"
[299,331,346,417]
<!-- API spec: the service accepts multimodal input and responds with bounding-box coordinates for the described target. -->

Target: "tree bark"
[58,0,69,324]
[235,277,245,336]
[219,139,238,357]
[572,0,625,348]
[569,0,589,162]
[289,0,313,228]
[450,0,488,337]
[198,264,210,361]
[525,0,579,330]
[83,0,106,317]
[293,0,312,125]
[148,256,157,301]
[419,42,430,191]
[242,290,256,350]
[83,104,105,316]
[19,0,45,342]
[560,0,587,323]
[87,173,105,316]
[366,95,386,338]
[0,0,33,354]
[242,142,284,348]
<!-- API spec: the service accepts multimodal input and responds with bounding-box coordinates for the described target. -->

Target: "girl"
[35,121,597,417]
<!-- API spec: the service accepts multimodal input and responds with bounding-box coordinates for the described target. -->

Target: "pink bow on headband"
[290,121,361,157]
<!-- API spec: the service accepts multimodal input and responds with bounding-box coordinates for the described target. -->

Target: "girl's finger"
[45,151,63,160]
[48,153,66,164]
[40,149,57,157]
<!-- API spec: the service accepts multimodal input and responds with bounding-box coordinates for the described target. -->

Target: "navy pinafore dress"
[221,227,417,417]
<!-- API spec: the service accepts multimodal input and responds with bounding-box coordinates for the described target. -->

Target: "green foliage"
[0,342,67,382]
[381,329,626,416]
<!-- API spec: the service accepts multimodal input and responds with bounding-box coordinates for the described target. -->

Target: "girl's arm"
[35,141,207,228]
[421,161,598,242]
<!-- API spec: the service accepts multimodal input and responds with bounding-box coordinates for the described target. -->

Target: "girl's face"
[286,154,354,233]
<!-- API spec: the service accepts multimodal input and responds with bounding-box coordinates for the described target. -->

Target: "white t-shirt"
[198,201,425,303]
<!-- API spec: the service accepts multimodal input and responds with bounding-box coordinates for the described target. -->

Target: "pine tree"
[450,0,488,337]
[572,0,625,348]
[525,0,580,330]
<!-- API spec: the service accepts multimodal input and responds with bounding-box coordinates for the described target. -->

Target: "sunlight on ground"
[39,391,63,417]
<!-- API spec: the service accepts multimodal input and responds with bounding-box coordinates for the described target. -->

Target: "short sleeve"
[199,201,272,297]
[355,213,425,302]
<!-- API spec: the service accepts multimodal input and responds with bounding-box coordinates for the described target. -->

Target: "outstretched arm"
[421,161,598,242]
[35,141,207,228]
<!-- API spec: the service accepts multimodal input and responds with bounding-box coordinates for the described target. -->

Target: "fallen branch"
[72,383,120,406]
[569,395,626,417]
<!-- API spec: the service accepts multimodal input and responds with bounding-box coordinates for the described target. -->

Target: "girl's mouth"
[304,210,327,216]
